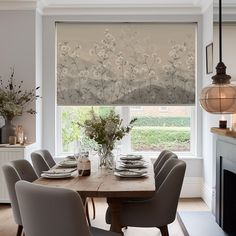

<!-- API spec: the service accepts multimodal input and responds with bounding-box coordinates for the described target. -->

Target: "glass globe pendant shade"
[200,0,236,116]
[200,83,236,114]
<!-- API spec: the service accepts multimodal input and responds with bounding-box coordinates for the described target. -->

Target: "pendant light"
[200,0,236,121]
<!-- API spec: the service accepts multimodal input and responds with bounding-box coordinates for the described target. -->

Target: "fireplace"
[216,154,236,235]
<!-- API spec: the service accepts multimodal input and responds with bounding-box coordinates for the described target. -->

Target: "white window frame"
[56,105,195,157]
[159,106,168,113]
[42,13,203,159]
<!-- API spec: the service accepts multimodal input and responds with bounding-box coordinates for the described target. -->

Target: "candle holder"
[219,120,227,129]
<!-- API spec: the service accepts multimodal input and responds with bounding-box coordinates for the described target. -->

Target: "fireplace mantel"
[211,127,236,139]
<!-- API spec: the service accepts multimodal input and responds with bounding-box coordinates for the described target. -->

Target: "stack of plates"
[58,160,77,168]
[114,170,147,178]
[120,154,143,161]
[115,154,148,178]
[41,172,73,179]
[120,160,148,169]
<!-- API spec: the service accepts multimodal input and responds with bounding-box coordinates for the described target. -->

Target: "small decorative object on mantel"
[78,109,137,169]
[0,68,40,144]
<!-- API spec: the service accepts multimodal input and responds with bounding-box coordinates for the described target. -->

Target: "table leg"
[107,198,123,235]
[81,195,91,226]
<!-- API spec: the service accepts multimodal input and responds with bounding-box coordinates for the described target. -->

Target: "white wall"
[201,2,220,210]
[0,10,42,147]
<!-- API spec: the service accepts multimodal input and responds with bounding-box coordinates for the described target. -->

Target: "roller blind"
[57,23,196,106]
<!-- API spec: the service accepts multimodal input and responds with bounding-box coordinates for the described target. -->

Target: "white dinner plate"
[114,171,147,178]
[120,155,143,161]
[41,172,72,179]
[58,160,77,168]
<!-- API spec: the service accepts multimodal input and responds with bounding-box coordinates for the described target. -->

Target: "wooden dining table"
[33,159,156,235]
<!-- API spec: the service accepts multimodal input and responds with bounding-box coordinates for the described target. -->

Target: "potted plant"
[79,109,136,169]
[0,68,40,144]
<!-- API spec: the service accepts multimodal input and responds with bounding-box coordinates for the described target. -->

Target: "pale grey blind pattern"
[57,23,196,106]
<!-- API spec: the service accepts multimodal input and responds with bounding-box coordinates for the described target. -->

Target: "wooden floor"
[0,198,209,236]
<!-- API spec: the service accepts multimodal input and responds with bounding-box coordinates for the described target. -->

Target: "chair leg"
[159,225,169,236]
[16,225,23,236]
[91,197,96,219]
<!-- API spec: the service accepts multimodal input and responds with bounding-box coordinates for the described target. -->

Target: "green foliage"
[61,106,117,151]
[79,109,137,150]
[61,107,190,152]
[0,68,40,120]
[132,116,190,127]
[131,127,190,151]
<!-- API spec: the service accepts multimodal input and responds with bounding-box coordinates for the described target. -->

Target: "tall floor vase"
[0,119,16,144]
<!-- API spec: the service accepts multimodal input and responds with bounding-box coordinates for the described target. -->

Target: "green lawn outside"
[131,126,190,151]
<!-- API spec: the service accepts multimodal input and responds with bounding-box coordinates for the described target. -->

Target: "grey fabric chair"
[154,150,178,178]
[37,149,56,168]
[15,181,121,236]
[31,150,96,224]
[10,159,38,182]
[106,158,186,236]
[2,165,23,236]
[153,150,172,170]
[31,152,50,177]
[2,160,38,236]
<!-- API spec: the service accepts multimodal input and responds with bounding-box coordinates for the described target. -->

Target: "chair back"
[15,181,91,236]
[31,152,50,177]
[154,158,186,225]
[2,164,22,225]
[38,149,56,168]
[10,159,38,182]
[154,150,177,177]
[153,150,171,169]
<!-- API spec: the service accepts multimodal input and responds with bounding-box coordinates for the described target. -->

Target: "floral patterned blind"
[57,23,196,105]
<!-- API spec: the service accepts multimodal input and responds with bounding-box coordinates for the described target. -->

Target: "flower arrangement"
[79,109,137,168]
[0,68,40,121]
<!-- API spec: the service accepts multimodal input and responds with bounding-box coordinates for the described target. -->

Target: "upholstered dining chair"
[154,150,178,178]
[15,181,121,236]
[106,158,186,236]
[31,152,50,177]
[31,150,96,225]
[10,159,38,182]
[36,149,56,168]
[2,165,23,236]
[2,160,38,236]
[153,150,172,170]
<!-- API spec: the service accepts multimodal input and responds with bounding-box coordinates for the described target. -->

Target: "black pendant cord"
[219,0,222,63]
[212,0,231,84]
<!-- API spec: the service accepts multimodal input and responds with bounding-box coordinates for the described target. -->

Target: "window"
[56,22,197,157]
[57,106,194,156]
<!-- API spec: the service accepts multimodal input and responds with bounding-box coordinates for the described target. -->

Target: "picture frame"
[206,43,213,74]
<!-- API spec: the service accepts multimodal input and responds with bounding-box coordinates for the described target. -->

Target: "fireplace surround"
[216,138,236,235]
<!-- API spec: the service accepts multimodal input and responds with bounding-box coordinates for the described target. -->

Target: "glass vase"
[0,119,16,144]
[98,144,115,169]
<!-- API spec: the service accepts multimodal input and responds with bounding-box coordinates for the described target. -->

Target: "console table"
[0,143,36,203]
